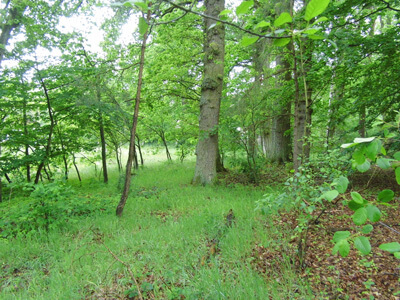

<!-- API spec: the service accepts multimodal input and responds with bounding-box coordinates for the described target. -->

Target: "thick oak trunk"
[193,0,225,185]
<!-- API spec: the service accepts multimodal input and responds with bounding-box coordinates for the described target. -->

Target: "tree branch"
[162,0,290,40]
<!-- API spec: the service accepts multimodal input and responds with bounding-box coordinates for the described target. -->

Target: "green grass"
[0,156,313,299]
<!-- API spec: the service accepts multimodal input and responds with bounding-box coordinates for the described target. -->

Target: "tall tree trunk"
[193,0,225,185]
[263,56,292,163]
[257,0,292,164]
[116,9,151,217]
[34,75,55,184]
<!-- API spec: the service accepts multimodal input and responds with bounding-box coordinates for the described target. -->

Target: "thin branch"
[379,221,400,235]
[163,0,290,40]
[378,0,400,12]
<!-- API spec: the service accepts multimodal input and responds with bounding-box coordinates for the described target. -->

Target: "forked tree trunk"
[116,9,151,216]
[193,0,225,185]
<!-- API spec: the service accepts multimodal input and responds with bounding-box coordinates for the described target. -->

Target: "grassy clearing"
[0,157,312,299]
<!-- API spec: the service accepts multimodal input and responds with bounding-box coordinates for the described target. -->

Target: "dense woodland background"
[1,0,400,299]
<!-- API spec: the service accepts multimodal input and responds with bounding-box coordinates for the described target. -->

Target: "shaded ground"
[249,168,400,300]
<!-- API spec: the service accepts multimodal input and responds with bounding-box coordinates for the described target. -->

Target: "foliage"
[0,181,112,238]
[329,127,400,257]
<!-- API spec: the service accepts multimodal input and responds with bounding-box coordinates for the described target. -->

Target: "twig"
[102,242,144,300]
[379,221,400,235]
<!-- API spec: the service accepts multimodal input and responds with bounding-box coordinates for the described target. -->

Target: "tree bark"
[116,9,151,217]
[193,0,225,185]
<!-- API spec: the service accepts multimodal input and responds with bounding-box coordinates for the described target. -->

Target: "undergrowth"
[0,160,313,299]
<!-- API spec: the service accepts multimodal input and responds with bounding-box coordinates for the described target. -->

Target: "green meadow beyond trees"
[1,0,400,298]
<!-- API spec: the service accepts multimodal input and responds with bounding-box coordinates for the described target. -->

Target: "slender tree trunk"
[23,97,31,182]
[160,130,172,161]
[136,134,144,166]
[116,9,151,217]
[34,76,55,184]
[96,83,108,183]
[73,154,82,182]
[115,144,121,172]
[359,104,366,138]
[56,127,69,180]
[99,117,108,183]
[133,145,139,170]
[292,39,313,171]
[193,0,225,185]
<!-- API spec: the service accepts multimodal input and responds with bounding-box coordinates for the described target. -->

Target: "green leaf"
[236,0,253,16]
[351,192,364,205]
[333,231,350,242]
[348,200,364,211]
[312,16,328,24]
[357,160,371,173]
[366,205,381,222]
[338,239,350,257]
[308,34,325,40]
[138,16,148,35]
[394,151,400,161]
[354,236,371,255]
[365,139,381,160]
[274,12,292,27]
[394,252,400,259]
[379,242,400,253]
[219,9,232,16]
[362,224,373,234]
[303,28,321,35]
[381,146,387,155]
[395,167,400,185]
[377,157,390,169]
[273,38,291,47]
[255,21,271,29]
[353,207,367,225]
[333,176,349,194]
[322,190,339,202]
[127,0,148,11]
[304,0,330,22]
[353,147,365,164]
[241,36,259,46]
[377,189,394,203]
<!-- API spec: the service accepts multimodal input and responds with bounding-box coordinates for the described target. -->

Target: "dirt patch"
[251,198,400,299]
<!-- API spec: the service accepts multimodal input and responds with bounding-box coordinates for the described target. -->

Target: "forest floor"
[0,153,399,299]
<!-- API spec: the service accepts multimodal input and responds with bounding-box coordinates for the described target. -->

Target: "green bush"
[0,181,113,238]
